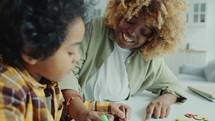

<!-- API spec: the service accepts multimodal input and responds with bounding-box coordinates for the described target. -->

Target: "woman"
[60,0,188,120]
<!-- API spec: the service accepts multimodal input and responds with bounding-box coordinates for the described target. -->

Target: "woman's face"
[115,12,154,49]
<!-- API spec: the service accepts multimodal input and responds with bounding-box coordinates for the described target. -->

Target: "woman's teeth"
[123,33,134,42]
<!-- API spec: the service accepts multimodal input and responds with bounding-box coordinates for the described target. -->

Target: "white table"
[121,81,215,121]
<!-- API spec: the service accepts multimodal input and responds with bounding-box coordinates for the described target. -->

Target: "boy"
[0,0,85,120]
[0,0,130,120]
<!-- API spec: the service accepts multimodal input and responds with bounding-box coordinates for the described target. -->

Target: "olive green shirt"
[60,17,187,102]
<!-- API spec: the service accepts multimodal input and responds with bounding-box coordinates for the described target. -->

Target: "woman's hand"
[110,103,132,121]
[145,93,177,121]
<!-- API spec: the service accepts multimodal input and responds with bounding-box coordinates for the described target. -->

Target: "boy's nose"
[72,53,80,64]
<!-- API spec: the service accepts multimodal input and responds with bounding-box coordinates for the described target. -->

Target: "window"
[187,0,207,26]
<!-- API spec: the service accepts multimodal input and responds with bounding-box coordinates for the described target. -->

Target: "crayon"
[100,114,109,121]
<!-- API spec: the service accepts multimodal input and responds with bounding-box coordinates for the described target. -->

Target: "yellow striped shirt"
[0,65,64,121]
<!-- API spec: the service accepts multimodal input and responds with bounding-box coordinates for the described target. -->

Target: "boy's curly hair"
[105,0,187,60]
[0,0,86,66]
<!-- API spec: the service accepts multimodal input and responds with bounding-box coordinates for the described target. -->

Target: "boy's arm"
[84,99,131,120]
[62,89,103,121]
[62,89,132,120]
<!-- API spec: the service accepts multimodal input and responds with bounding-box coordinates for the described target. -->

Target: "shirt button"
[58,104,63,110]
[127,59,130,64]
[75,74,79,78]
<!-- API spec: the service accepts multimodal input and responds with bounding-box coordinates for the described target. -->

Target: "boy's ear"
[21,53,38,65]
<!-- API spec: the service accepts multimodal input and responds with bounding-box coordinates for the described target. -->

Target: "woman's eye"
[126,18,136,25]
[141,29,152,37]
[126,20,134,24]
[68,52,73,56]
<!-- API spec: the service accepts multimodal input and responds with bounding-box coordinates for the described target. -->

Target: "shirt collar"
[16,65,57,90]
[108,28,116,43]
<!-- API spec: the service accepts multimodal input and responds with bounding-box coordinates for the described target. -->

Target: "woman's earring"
[0,54,3,70]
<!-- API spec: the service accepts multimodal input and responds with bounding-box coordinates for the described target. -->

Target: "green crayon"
[100,114,109,121]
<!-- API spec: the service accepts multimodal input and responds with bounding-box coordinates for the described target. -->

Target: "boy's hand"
[99,113,115,121]
[145,93,177,121]
[74,110,103,121]
[109,103,132,121]
[75,110,115,121]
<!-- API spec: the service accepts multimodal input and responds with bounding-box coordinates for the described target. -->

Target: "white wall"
[184,0,215,63]
[94,0,108,15]
[205,0,215,62]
